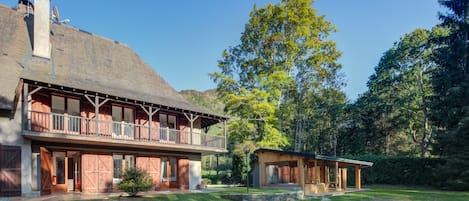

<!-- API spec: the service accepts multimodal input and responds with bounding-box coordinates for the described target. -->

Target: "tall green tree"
[431,0,469,190]
[211,0,343,151]
[342,28,444,157]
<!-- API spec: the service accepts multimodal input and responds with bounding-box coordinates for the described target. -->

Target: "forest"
[185,0,469,190]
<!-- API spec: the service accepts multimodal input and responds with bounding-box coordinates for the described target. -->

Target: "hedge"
[345,155,446,187]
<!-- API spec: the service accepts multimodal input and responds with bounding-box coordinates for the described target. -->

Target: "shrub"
[118,167,153,196]
[345,155,446,187]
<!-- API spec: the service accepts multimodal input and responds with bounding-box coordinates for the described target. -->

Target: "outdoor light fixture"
[244,146,250,193]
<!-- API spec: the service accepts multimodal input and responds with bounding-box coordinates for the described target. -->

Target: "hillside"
[179,89,225,115]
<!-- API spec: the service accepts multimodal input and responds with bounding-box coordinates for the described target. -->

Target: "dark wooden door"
[0,145,21,197]
[177,159,189,190]
[40,147,52,195]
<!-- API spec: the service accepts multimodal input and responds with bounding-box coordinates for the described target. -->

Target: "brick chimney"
[33,0,51,59]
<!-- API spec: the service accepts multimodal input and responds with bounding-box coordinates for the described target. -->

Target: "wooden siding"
[0,145,21,197]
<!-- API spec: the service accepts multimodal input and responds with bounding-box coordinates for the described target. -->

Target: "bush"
[118,167,153,196]
[345,155,446,187]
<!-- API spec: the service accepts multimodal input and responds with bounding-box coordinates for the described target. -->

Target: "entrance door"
[40,147,52,195]
[160,158,177,189]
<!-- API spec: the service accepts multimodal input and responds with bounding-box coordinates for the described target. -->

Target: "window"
[160,157,177,183]
[52,96,65,130]
[113,154,123,179]
[67,99,80,132]
[112,106,134,139]
[124,155,134,170]
[51,96,80,132]
[159,114,177,141]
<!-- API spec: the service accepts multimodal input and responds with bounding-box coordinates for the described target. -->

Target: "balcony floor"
[22,130,227,154]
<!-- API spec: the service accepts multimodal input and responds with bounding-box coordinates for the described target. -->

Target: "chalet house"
[0,0,227,197]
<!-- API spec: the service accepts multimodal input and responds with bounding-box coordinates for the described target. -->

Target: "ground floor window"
[160,157,177,182]
[113,154,123,179]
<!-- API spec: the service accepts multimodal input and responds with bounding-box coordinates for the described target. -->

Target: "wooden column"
[335,161,339,191]
[299,159,305,191]
[259,157,266,186]
[314,159,318,183]
[84,95,109,137]
[355,165,361,190]
[341,167,347,190]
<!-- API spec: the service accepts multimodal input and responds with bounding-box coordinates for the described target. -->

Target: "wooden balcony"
[24,110,226,152]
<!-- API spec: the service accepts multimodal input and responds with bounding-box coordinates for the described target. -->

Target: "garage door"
[136,157,160,190]
[81,154,113,193]
[0,145,21,197]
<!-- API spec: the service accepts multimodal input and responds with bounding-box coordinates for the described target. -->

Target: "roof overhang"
[255,148,373,167]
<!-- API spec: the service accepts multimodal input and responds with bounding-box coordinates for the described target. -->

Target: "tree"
[211,0,343,152]
[341,28,445,157]
[431,0,469,190]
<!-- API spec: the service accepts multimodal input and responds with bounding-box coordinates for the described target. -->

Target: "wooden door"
[82,154,98,193]
[81,154,113,193]
[177,159,189,190]
[40,147,52,195]
[136,157,161,190]
[97,155,113,192]
[0,145,21,197]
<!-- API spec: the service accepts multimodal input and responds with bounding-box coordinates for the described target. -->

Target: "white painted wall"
[0,94,35,196]
[188,154,202,190]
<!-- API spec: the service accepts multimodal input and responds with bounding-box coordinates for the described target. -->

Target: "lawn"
[83,186,469,201]
[305,185,469,201]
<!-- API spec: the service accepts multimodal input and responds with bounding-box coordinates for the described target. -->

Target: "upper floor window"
[112,105,134,139]
[159,114,176,129]
[51,95,80,132]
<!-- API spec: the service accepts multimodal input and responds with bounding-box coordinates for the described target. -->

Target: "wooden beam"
[355,165,361,190]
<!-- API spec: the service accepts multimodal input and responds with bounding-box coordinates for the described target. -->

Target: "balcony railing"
[26,110,225,150]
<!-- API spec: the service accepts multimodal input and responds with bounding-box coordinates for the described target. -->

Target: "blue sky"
[2,0,442,101]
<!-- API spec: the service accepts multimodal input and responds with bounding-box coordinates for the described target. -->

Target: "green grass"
[81,186,469,201]
[305,185,469,201]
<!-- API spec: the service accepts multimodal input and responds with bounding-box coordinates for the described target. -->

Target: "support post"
[85,95,109,137]
[94,96,99,136]
[224,120,227,149]
[314,159,318,183]
[335,161,340,191]
[299,159,305,191]
[355,165,361,190]
[341,167,347,190]
[139,105,159,141]
[184,113,199,145]
[22,83,28,130]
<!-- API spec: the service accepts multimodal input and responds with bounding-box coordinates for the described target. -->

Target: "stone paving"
[0,189,218,201]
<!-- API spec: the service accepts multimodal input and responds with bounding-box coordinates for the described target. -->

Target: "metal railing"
[27,110,225,149]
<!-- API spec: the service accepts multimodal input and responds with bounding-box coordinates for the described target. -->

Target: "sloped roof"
[0,5,30,110]
[0,4,225,120]
[255,148,374,167]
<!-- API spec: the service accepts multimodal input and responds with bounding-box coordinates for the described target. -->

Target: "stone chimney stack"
[33,0,51,59]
